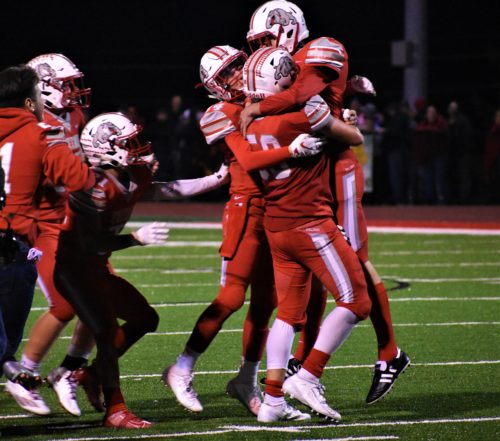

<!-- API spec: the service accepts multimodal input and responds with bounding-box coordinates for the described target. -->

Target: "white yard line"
[125,221,500,236]
[29,296,500,312]
[21,416,499,441]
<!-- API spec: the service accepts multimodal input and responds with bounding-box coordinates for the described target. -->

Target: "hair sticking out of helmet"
[80,113,152,168]
[247,1,309,53]
[26,53,91,110]
[199,45,248,101]
[243,47,297,100]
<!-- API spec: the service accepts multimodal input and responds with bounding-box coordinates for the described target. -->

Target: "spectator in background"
[411,105,449,204]
[447,101,476,204]
[484,109,500,203]
[146,108,173,180]
[123,105,145,127]
[380,101,412,204]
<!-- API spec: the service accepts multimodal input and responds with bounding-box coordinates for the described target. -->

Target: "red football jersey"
[200,101,262,196]
[38,108,86,225]
[0,108,94,244]
[245,97,333,232]
[260,37,349,119]
[60,165,152,257]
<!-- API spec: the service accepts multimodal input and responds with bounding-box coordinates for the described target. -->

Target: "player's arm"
[305,96,363,146]
[85,224,169,253]
[42,140,95,191]
[241,65,336,134]
[224,131,324,172]
[151,163,230,200]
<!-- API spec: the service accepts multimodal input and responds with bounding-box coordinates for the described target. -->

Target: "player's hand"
[349,75,376,96]
[27,247,43,262]
[288,133,325,158]
[342,108,358,125]
[132,222,169,245]
[240,102,260,137]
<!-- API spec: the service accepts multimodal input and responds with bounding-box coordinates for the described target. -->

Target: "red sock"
[264,379,284,397]
[369,282,398,361]
[302,348,331,379]
[294,281,327,362]
[103,387,126,414]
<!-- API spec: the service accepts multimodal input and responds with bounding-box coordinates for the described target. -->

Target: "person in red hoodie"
[0,64,95,413]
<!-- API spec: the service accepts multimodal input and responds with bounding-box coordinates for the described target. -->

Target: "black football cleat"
[285,357,302,379]
[366,349,410,405]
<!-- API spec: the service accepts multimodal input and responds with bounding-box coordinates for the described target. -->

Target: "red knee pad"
[214,280,247,312]
[275,312,307,332]
[340,296,372,321]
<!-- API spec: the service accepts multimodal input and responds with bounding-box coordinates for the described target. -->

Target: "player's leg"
[257,228,311,423]
[227,232,276,415]
[164,200,261,412]
[334,151,409,403]
[54,260,152,428]
[289,276,327,375]
[283,218,370,421]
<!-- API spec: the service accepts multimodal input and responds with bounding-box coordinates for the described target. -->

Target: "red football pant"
[35,224,76,322]
[266,217,371,329]
[333,149,398,360]
[186,200,276,362]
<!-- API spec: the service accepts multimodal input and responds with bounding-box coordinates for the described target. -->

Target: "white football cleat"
[226,377,262,416]
[5,380,51,415]
[283,374,341,422]
[162,365,203,412]
[257,401,311,422]
[47,367,81,416]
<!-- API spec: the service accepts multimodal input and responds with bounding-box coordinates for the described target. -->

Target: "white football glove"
[349,75,376,96]
[342,108,358,125]
[215,162,229,181]
[288,133,325,158]
[132,222,169,245]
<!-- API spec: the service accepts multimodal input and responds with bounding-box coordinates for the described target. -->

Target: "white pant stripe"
[342,170,360,252]
[310,233,353,303]
[220,258,228,287]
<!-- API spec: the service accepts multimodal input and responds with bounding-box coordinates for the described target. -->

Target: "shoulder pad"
[305,37,346,71]
[304,95,332,131]
[200,106,237,145]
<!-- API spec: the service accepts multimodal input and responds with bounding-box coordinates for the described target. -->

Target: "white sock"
[21,354,41,374]
[297,368,320,384]
[313,307,359,355]
[266,319,295,370]
[175,346,201,372]
[238,360,260,385]
[264,394,285,406]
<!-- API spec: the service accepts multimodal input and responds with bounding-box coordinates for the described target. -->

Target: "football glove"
[288,133,325,158]
[349,75,376,96]
[132,222,169,245]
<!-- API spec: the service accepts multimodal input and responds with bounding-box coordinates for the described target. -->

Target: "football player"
[0,64,95,414]
[6,53,96,417]
[163,45,323,416]
[53,111,234,427]
[242,0,409,404]
[238,47,371,422]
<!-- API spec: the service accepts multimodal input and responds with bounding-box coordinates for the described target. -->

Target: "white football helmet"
[27,53,91,110]
[80,113,152,168]
[200,45,248,101]
[243,47,297,100]
[247,1,309,53]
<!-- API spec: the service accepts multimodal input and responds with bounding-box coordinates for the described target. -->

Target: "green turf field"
[1,228,499,440]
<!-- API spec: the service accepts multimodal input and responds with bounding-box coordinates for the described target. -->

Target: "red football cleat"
[103,409,153,429]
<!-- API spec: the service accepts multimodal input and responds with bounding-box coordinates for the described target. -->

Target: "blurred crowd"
[117,95,500,205]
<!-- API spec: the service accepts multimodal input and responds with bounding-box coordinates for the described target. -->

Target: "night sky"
[2,0,499,124]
